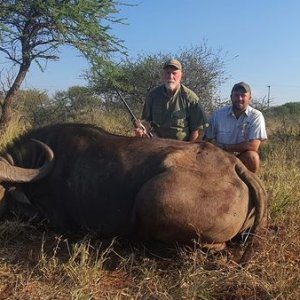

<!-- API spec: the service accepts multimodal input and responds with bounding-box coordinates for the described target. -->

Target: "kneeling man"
[205,82,267,173]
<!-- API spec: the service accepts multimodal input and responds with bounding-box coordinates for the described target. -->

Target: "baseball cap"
[231,82,251,94]
[163,59,182,70]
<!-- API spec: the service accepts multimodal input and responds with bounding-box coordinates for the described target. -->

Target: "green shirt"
[142,84,208,140]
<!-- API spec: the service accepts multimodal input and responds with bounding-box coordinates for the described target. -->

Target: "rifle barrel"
[115,89,137,121]
[115,89,153,138]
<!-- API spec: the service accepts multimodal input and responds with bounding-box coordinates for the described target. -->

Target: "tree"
[0,0,126,133]
[87,45,227,118]
[87,54,164,116]
[14,86,104,126]
[50,86,101,123]
[13,88,50,125]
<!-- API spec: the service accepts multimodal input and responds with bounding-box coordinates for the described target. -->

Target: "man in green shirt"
[135,59,208,141]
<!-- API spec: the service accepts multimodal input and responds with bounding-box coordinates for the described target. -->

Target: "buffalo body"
[0,123,267,250]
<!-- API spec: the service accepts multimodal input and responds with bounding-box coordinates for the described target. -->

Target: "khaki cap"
[163,59,182,70]
[231,82,251,94]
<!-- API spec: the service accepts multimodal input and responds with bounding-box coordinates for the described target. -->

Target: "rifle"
[115,89,153,138]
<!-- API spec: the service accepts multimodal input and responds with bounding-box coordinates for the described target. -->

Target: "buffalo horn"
[0,139,54,183]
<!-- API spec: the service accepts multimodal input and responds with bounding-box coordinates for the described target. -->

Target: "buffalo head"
[0,139,54,217]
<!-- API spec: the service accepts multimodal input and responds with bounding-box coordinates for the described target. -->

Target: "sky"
[21,0,300,106]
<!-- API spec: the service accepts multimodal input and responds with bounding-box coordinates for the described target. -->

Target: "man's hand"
[189,130,200,142]
[134,127,147,137]
[133,119,151,138]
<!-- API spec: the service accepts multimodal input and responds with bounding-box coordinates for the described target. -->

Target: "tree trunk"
[0,64,30,136]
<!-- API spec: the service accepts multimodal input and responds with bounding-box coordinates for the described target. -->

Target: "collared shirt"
[205,105,267,147]
[142,84,208,141]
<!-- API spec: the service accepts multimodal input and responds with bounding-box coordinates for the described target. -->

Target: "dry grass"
[0,114,30,150]
[0,119,299,299]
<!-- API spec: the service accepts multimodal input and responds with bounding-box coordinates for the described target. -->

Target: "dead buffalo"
[0,123,267,256]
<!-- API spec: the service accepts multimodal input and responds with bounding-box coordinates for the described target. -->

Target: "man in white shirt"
[205,82,267,172]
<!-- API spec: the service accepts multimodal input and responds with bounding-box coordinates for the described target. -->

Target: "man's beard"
[165,81,179,92]
[233,102,246,111]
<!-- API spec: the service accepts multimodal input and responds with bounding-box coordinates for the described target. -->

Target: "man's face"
[231,89,251,112]
[162,66,182,93]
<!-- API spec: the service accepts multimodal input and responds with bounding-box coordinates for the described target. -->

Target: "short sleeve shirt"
[205,105,267,147]
[142,84,208,141]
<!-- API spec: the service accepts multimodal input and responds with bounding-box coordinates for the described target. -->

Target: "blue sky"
[23,0,300,105]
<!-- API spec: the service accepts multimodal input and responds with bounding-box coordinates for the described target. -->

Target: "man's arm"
[187,94,208,142]
[223,139,261,153]
[204,137,261,153]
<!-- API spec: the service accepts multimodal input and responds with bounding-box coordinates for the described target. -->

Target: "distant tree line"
[267,102,300,116]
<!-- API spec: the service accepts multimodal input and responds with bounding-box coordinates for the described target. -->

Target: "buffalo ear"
[0,185,8,218]
[7,187,31,205]
[6,187,38,220]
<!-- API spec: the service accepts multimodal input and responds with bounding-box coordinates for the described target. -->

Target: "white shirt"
[205,105,267,147]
